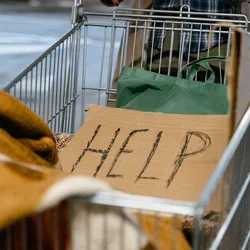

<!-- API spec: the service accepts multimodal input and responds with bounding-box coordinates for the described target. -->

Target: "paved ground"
[0,1,131,89]
[0,11,71,88]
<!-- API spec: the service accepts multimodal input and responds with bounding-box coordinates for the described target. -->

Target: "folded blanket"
[0,91,60,169]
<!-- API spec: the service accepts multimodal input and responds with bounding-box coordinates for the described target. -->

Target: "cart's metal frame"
[2,0,250,249]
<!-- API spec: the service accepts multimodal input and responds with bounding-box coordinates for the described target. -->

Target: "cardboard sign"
[60,105,229,206]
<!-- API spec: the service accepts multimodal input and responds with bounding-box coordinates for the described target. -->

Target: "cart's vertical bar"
[51,50,56,130]
[53,49,58,131]
[72,1,78,27]
[13,83,16,97]
[193,207,203,250]
[179,32,185,74]
[205,25,212,82]
[61,38,69,131]
[67,32,76,133]
[54,46,59,132]
[187,22,193,65]
[25,74,28,105]
[62,34,73,133]
[123,21,130,68]
[178,20,185,74]
[131,20,138,68]
[39,61,43,117]
[43,56,48,122]
[62,37,69,132]
[71,27,81,133]
[168,22,175,76]
[20,79,22,102]
[71,31,78,133]
[69,30,77,133]
[197,24,202,60]
[53,49,57,131]
[158,22,166,74]
[242,231,250,250]
[141,20,147,68]
[30,69,34,111]
[35,65,38,114]
[47,53,52,125]
[218,25,222,84]
[65,37,71,133]
[195,24,202,81]
[69,0,82,130]
[184,22,192,78]
[70,31,77,132]
[81,25,88,124]
[74,0,79,6]
[66,34,73,133]
[72,0,83,27]
[106,13,116,104]
[98,27,107,105]
[119,29,126,74]
[55,45,61,132]
[149,21,156,71]
[59,41,65,129]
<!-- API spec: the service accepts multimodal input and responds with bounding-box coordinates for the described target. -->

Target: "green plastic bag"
[116,56,229,115]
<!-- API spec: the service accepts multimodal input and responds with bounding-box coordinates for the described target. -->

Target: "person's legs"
[148,30,228,84]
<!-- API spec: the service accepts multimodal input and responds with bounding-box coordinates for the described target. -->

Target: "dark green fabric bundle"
[117,57,229,115]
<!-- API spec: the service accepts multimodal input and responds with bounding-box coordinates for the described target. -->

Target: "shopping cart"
[2,1,250,249]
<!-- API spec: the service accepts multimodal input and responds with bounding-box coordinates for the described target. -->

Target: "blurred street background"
[0,0,131,89]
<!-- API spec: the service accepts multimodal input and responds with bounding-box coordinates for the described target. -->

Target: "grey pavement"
[0,7,70,88]
[0,1,131,89]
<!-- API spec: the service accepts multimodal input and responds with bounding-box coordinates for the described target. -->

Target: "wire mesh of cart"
[2,1,250,249]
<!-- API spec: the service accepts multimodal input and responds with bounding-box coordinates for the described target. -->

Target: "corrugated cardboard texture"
[60,105,229,208]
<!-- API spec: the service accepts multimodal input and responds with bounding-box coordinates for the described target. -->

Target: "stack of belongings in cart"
[0,90,192,250]
[56,20,248,248]
[58,56,232,249]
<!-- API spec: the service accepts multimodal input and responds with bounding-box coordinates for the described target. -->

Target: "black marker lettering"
[166,131,211,188]
[107,129,149,179]
[71,125,120,177]
[135,131,163,183]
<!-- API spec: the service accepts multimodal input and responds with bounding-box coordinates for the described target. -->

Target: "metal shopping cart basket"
[2,1,250,249]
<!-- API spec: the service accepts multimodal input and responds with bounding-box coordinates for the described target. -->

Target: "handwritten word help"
[71,125,211,188]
